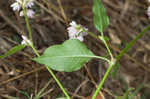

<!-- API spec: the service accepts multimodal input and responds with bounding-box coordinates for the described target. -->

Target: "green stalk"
[98,34,113,59]
[46,67,70,98]
[22,7,33,43]
[88,31,98,39]
[88,31,113,59]
[92,31,114,99]
[117,25,150,61]
[88,25,150,98]
[92,62,114,99]
[112,25,150,77]
[22,6,70,99]
[91,25,150,98]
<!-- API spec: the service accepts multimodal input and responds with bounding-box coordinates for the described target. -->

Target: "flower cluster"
[21,35,32,46]
[67,21,88,41]
[11,0,35,18]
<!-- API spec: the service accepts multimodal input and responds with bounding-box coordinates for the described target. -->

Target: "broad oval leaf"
[93,0,109,33]
[0,45,26,59]
[34,39,95,72]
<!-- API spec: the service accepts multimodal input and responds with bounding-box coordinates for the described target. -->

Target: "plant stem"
[88,31,98,39]
[88,31,113,59]
[88,31,114,99]
[92,62,114,99]
[88,55,110,63]
[22,7,33,43]
[116,26,150,61]
[112,25,150,77]
[31,45,40,56]
[99,33,113,59]
[91,25,150,98]
[46,67,70,98]
[22,7,70,99]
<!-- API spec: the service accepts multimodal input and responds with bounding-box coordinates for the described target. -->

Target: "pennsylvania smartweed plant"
[1,0,150,98]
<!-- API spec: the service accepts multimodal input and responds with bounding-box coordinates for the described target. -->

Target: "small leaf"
[34,39,95,72]
[103,36,110,41]
[0,45,26,59]
[93,0,109,33]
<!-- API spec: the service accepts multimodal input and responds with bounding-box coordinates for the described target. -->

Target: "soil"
[0,0,150,99]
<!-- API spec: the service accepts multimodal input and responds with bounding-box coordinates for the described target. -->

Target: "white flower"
[26,0,34,8]
[11,0,35,18]
[70,21,77,27]
[20,9,35,18]
[14,0,34,7]
[11,2,21,11]
[21,35,32,46]
[26,9,35,18]
[67,21,88,41]
[148,0,150,2]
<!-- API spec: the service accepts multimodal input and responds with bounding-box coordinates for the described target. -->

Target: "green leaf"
[0,45,26,59]
[104,36,110,41]
[34,39,95,72]
[93,0,109,33]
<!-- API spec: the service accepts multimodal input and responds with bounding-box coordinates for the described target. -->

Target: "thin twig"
[35,1,64,23]
[71,79,89,99]
[0,9,23,35]
[0,66,45,85]
[57,0,68,25]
